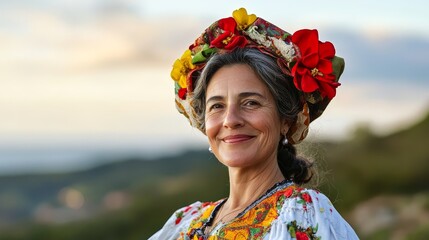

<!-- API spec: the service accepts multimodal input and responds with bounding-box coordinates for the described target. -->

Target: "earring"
[282,136,288,145]
[208,147,213,153]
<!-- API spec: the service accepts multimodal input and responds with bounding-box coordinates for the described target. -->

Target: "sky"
[0,0,428,173]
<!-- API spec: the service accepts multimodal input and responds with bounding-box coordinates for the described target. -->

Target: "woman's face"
[205,64,288,169]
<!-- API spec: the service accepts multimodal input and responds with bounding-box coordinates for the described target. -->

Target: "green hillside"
[0,111,428,239]
[0,150,229,240]
[319,111,429,211]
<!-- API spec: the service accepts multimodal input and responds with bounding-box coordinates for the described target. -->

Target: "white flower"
[246,26,296,63]
[246,26,271,48]
[269,37,295,62]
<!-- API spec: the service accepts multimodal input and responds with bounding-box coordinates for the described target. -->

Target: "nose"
[223,105,244,129]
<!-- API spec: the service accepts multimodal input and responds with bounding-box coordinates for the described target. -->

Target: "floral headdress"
[171,8,345,144]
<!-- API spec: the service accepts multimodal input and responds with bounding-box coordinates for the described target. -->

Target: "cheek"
[262,121,280,140]
[253,113,282,140]
[205,115,220,142]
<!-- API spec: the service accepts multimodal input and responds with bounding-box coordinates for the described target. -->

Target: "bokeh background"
[0,0,428,239]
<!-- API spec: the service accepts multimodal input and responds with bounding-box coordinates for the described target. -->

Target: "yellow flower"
[171,49,195,88]
[233,8,257,30]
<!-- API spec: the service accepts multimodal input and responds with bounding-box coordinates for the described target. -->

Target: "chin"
[216,150,256,168]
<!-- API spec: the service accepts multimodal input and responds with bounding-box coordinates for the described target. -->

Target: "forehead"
[206,64,272,97]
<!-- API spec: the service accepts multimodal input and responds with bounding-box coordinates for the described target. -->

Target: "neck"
[226,158,284,209]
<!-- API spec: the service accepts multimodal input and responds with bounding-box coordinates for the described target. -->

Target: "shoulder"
[148,200,220,240]
[269,187,359,239]
[279,187,335,213]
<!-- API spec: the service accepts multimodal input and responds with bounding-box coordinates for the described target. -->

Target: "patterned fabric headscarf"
[171,8,345,144]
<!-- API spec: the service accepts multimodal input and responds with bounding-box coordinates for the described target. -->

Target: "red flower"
[284,188,294,198]
[178,88,187,100]
[291,29,340,99]
[202,202,211,207]
[184,206,193,212]
[301,193,312,203]
[210,17,247,50]
[175,211,184,225]
[296,232,309,240]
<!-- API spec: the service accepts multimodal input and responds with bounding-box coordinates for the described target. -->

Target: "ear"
[281,118,291,135]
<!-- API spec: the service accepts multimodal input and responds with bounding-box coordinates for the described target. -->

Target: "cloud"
[0,7,428,151]
[3,5,427,83]
[0,6,204,75]
[325,29,429,85]
[310,79,429,139]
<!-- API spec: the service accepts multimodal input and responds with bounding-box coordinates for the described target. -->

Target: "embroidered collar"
[191,179,294,239]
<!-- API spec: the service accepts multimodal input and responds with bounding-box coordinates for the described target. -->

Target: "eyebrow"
[206,92,266,104]
[239,92,266,99]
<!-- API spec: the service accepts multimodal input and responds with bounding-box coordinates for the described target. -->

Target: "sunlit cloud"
[0,0,428,161]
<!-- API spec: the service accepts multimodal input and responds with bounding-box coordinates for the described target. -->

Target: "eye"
[243,100,260,107]
[208,103,224,111]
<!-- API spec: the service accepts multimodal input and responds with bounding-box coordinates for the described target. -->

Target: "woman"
[150,8,358,239]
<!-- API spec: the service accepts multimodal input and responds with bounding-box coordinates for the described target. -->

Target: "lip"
[222,134,255,143]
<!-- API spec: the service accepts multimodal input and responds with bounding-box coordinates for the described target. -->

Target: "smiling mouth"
[222,135,255,143]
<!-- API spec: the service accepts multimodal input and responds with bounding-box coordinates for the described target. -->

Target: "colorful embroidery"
[151,183,359,239]
[175,205,197,225]
[174,183,326,239]
[287,220,320,240]
[276,186,313,212]
[216,199,281,239]
[182,182,320,239]
[176,202,219,240]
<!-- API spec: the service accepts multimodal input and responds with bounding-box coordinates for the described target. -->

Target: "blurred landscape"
[0,111,428,240]
[1,1,429,240]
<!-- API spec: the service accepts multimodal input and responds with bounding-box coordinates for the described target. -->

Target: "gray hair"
[191,48,302,132]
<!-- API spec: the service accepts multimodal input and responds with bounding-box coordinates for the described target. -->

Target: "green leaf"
[174,82,181,93]
[267,28,280,36]
[288,226,296,237]
[331,56,345,82]
[250,228,261,236]
[192,44,216,64]
[281,33,291,40]
[175,211,183,218]
[313,223,319,233]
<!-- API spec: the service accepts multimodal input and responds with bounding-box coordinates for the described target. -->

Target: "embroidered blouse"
[149,181,359,239]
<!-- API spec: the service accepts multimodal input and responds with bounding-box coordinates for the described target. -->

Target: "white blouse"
[149,181,359,239]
